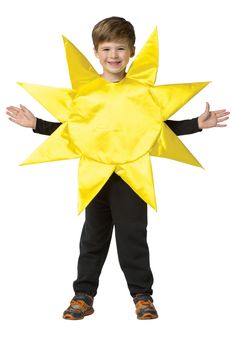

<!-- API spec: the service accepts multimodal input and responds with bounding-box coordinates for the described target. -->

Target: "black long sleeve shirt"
[33,117,202,136]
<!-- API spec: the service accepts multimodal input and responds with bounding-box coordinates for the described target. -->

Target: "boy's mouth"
[108,61,122,67]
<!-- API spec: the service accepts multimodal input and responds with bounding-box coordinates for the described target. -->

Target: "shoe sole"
[137,313,158,320]
[63,308,94,320]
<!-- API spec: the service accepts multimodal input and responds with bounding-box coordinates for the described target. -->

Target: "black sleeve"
[164,117,202,136]
[33,118,62,136]
[33,117,202,137]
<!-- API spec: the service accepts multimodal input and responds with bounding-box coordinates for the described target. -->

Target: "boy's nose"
[109,49,118,58]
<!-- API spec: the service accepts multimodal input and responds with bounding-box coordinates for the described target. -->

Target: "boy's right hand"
[6,104,36,129]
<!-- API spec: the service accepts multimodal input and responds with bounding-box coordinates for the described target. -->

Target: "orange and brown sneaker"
[133,294,158,320]
[63,293,94,320]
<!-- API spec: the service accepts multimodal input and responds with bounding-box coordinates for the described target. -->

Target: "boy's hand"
[198,102,230,129]
[6,104,36,129]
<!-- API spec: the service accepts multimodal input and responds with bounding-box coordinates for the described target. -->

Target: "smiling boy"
[6,16,229,320]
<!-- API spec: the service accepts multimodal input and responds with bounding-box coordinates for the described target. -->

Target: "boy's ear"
[94,47,99,58]
[130,46,135,58]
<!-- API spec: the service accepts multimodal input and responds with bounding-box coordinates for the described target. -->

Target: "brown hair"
[92,16,135,51]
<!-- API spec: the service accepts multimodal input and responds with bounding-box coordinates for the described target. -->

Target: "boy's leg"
[109,174,153,296]
[73,180,113,297]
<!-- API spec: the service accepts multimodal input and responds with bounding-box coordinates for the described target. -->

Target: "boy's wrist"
[197,117,203,130]
[32,116,37,130]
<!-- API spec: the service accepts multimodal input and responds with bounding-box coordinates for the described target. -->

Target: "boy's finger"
[6,106,21,113]
[8,117,18,124]
[213,109,227,114]
[7,106,18,109]
[216,111,230,117]
[6,110,21,118]
[6,111,16,118]
[216,124,227,127]
[20,104,28,111]
[218,116,229,122]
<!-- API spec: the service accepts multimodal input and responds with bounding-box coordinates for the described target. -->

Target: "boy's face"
[94,40,135,80]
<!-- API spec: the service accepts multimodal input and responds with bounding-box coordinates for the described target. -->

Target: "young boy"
[6,16,229,320]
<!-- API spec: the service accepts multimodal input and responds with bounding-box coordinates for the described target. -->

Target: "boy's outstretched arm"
[6,105,61,135]
[165,102,230,136]
[7,102,230,137]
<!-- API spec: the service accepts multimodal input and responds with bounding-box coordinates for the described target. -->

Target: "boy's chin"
[107,67,126,75]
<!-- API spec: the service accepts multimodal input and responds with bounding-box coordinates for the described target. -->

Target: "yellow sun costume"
[19,28,209,214]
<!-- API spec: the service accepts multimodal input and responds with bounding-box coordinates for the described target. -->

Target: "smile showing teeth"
[108,61,121,66]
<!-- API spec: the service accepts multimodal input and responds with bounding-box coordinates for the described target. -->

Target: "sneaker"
[133,294,158,320]
[63,293,94,320]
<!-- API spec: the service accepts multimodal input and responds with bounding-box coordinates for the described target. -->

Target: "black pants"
[73,172,154,297]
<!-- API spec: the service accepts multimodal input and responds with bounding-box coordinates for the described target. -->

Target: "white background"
[0,0,235,336]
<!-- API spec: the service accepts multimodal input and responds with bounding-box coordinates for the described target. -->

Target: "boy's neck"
[101,71,126,83]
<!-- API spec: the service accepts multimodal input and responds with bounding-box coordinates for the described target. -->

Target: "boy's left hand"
[198,102,230,129]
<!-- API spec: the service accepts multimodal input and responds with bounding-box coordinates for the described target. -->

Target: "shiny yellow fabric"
[19,28,209,214]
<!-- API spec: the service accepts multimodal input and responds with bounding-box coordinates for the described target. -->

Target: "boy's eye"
[101,47,125,51]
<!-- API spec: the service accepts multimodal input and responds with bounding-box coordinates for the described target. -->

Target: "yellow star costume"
[19,28,209,214]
